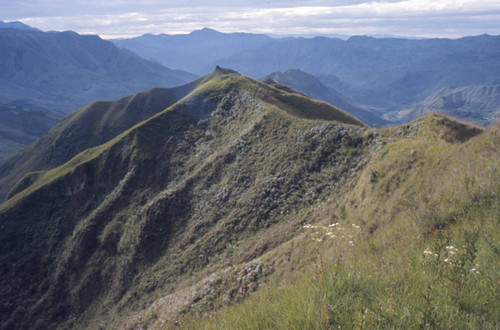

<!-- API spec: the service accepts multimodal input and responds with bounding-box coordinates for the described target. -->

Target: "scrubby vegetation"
[0,69,498,329]
[183,117,500,329]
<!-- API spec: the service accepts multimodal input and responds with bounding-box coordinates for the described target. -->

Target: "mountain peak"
[214,65,239,75]
[190,27,220,36]
[0,20,39,31]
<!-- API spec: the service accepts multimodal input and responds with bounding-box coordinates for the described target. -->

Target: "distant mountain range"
[0,28,196,113]
[113,30,500,125]
[112,28,273,76]
[0,20,39,31]
[0,22,197,161]
[1,23,499,164]
[385,85,500,125]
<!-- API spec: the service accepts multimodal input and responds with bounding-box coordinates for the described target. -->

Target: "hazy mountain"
[112,28,273,75]
[0,20,39,31]
[385,85,500,125]
[216,34,500,114]
[265,69,389,127]
[113,30,500,125]
[0,69,498,329]
[0,28,196,113]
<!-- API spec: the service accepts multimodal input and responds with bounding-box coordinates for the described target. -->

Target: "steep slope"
[190,114,499,329]
[112,28,272,75]
[0,71,230,202]
[0,28,196,113]
[265,69,389,127]
[0,103,61,162]
[0,70,365,329]
[386,85,500,125]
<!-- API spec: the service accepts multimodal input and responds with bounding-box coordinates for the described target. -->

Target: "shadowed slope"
[0,68,251,201]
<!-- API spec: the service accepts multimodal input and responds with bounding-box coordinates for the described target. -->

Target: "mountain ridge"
[0,72,219,202]
[0,68,497,329]
[0,28,196,113]
[0,68,362,203]
[112,30,500,125]
[112,29,273,75]
[0,69,368,328]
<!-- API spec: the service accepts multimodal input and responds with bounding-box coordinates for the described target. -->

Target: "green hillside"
[186,114,499,329]
[0,70,498,329]
[0,71,227,202]
[0,69,366,329]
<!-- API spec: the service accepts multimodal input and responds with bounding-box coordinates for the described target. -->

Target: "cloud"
[3,0,500,38]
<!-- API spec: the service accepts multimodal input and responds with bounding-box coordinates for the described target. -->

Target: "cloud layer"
[2,0,499,38]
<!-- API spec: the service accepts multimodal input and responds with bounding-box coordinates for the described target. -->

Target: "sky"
[1,0,500,39]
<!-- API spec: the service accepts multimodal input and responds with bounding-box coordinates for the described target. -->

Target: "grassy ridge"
[184,120,500,329]
[0,70,368,329]
[2,68,495,329]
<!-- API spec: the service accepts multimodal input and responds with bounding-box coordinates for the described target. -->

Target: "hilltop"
[0,69,365,329]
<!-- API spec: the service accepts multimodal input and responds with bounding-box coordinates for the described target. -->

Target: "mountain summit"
[0,69,367,328]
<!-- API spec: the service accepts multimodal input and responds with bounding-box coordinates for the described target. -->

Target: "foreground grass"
[184,201,499,329]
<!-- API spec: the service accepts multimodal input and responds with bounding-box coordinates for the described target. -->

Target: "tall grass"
[185,200,499,329]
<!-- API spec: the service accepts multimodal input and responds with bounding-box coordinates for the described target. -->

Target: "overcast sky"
[2,0,500,39]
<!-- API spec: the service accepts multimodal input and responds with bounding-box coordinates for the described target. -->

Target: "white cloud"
[4,0,500,38]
